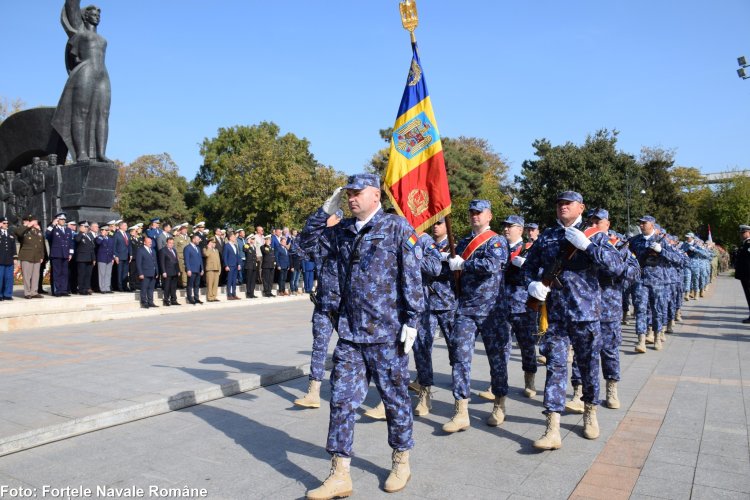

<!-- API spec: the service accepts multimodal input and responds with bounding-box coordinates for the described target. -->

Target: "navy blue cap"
[638,215,656,223]
[590,208,609,220]
[469,199,491,212]
[150,218,161,223]
[557,191,583,203]
[344,173,380,190]
[524,223,539,230]
[503,215,525,227]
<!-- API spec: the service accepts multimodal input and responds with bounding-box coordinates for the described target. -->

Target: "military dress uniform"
[300,174,424,498]
[523,192,624,448]
[128,228,144,291]
[74,226,96,294]
[734,225,750,322]
[46,215,74,296]
[15,216,45,299]
[0,218,16,300]
[174,227,190,288]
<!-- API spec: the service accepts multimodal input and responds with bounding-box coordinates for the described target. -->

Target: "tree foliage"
[195,122,348,229]
[707,175,750,248]
[368,131,512,236]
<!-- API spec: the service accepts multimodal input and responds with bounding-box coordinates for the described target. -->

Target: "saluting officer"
[523,192,624,450]
[441,200,510,433]
[0,217,16,300]
[301,174,424,499]
[15,214,45,299]
[46,213,74,296]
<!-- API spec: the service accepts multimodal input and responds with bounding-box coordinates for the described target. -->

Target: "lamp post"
[737,56,749,80]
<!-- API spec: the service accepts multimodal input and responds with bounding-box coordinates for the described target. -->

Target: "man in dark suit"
[159,236,181,306]
[136,235,159,308]
[223,231,242,300]
[183,233,204,305]
[735,224,750,324]
[113,221,130,291]
[73,222,96,295]
[45,213,74,296]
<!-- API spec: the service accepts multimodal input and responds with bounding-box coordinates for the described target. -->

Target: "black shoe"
[39,290,49,294]
[141,304,150,309]
[106,291,114,294]
[163,302,171,307]
[149,303,159,308]
[195,299,204,304]
[742,318,750,324]
[170,301,181,306]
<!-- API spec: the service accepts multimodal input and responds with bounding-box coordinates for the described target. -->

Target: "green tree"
[517,129,639,230]
[368,131,512,237]
[117,176,190,224]
[707,175,750,248]
[114,153,193,222]
[196,122,347,229]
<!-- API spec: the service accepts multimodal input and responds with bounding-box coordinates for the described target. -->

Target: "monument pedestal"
[59,161,119,223]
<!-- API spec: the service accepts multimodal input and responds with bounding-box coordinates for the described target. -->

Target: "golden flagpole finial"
[399,0,419,43]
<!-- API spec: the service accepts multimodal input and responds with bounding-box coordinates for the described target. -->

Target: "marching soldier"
[524,222,540,243]
[301,174,424,498]
[441,200,510,433]
[524,192,623,449]
[15,214,45,299]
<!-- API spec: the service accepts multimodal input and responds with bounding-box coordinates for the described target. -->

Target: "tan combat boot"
[294,380,322,409]
[442,399,470,433]
[621,311,629,325]
[635,334,647,353]
[413,386,431,416]
[523,372,536,398]
[565,384,584,414]
[689,291,696,300]
[699,289,705,298]
[384,450,411,493]
[363,402,386,420]
[306,455,353,500]
[533,412,562,450]
[487,396,506,426]
[477,385,495,401]
[654,330,663,350]
[683,293,690,301]
[666,320,675,333]
[645,328,655,344]
[408,380,422,393]
[675,309,682,322]
[583,403,600,439]
[604,380,620,409]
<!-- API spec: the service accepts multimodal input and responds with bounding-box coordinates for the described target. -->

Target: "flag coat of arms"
[384,42,451,233]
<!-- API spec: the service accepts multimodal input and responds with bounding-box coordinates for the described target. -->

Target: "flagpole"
[399,0,461,293]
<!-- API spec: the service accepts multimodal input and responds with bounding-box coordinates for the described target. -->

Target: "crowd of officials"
[0,213,315,308]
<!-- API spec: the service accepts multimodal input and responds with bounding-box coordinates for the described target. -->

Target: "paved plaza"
[0,275,748,499]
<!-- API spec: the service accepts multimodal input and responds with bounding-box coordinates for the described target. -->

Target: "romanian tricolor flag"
[384,42,451,233]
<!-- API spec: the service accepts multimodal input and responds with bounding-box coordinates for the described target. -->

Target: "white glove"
[565,226,591,251]
[322,187,345,215]
[400,324,418,354]
[439,252,450,262]
[649,242,662,253]
[528,281,551,301]
[448,255,465,271]
[511,255,526,268]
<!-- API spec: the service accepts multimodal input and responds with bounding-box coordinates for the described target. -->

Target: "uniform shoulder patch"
[405,232,418,250]
[414,246,423,260]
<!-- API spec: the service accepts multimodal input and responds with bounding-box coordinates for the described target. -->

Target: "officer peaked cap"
[55,212,67,220]
[740,225,750,232]
[344,173,380,190]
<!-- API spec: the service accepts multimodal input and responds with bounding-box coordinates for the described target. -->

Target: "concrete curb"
[0,361,321,457]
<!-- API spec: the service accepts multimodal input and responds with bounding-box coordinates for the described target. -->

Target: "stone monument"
[0,0,118,227]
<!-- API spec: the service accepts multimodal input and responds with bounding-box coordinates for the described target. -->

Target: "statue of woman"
[52,1,111,163]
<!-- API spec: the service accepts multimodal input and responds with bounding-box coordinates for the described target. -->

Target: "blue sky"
[2,1,749,183]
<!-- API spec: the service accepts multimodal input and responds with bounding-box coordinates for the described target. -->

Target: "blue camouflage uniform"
[665,237,688,322]
[504,216,538,376]
[300,176,424,459]
[573,233,640,385]
[524,207,624,413]
[629,221,683,335]
[308,251,341,382]
[450,201,510,401]
[412,233,443,388]
[426,235,456,343]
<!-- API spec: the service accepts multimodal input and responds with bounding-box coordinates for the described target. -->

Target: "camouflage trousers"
[541,320,602,414]
[666,282,682,322]
[413,309,454,387]
[571,320,620,385]
[507,312,538,374]
[683,267,692,292]
[447,313,510,400]
[698,265,709,290]
[689,265,702,292]
[622,282,637,315]
[309,308,335,381]
[635,282,666,334]
[327,339,412,458]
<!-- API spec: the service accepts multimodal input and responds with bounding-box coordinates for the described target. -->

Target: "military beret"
[344,173,380,190]
[469,199,491,212]
[503,215,525,227]
[557,191,583,203]
[590,208,609,220]
[638,215,656,223]
[524,223,539,230]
